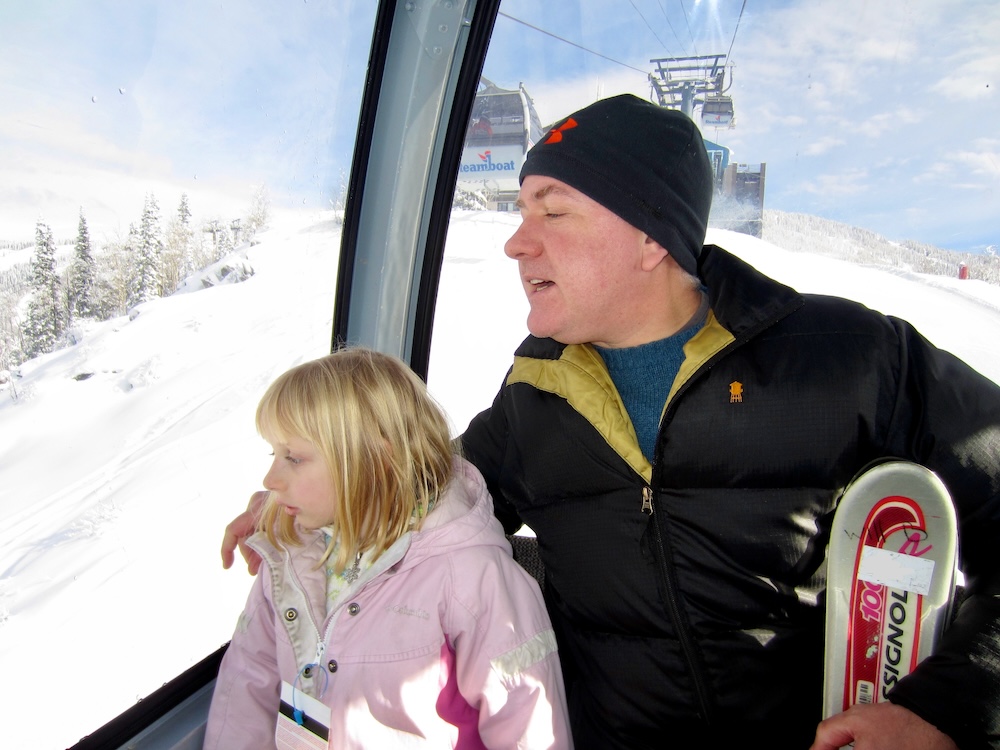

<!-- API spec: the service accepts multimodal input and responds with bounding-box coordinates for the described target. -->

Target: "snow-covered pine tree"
[68,208,97,319]
[0,286,25,372]
[217,224,234,259]
[129,194,163,307]
[124,223,145,309]
[23,220,66,358]
[0,260,31,369]
[178,192,192,228]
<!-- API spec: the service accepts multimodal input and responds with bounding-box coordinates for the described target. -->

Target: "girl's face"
[262,434,336,530]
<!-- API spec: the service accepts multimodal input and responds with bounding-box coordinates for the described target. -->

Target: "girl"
[204,348,571,749]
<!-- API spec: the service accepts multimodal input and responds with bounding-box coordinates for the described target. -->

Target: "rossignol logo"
[543,117,577,144]
[459,150,516,174]
[845,495,932,709]
[872,586,914,699]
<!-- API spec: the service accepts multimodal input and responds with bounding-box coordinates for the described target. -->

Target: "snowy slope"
[1,211,999,749]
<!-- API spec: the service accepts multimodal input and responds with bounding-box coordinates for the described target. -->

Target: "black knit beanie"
[519,94,713,276]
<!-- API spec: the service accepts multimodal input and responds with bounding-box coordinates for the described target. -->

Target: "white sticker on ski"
[857,545,934,595]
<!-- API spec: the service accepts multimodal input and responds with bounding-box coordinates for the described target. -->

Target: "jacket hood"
[395,455,509,571]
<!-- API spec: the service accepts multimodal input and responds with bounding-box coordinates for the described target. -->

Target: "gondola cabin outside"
[456,80,543,210]
[702,94,735,127]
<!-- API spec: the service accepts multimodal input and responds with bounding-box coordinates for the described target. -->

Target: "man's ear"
[640,234,670,272]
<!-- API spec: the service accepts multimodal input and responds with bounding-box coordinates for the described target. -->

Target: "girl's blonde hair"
[255,347,455,573]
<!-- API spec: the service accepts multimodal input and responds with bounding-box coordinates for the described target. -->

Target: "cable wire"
[726,0,748,62]
[497,11,650,75]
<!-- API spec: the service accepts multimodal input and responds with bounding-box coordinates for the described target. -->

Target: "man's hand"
[220,490,268,575]
[811,702,959,750]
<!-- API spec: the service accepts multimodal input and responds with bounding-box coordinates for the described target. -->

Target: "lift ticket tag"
[277,679,332,749]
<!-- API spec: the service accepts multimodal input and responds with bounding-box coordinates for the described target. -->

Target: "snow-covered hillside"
[763,210,1000,284]
[2,210,1000,749]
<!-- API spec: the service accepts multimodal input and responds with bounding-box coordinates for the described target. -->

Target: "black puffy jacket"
[462,245,1000,749]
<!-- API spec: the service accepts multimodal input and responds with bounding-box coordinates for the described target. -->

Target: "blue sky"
[0,0,374,242]
[0,0,996,252]
[487,0,999,253]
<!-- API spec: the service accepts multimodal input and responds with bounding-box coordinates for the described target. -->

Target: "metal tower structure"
[649,54,763,238]
[648,54,735,127]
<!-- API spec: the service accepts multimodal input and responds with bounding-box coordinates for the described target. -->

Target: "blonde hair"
[255,347,455,573]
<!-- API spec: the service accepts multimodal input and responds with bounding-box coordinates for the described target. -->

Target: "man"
[224,95,1000,748]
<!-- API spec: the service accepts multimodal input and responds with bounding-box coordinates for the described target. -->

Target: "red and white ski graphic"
[823,461,958,718]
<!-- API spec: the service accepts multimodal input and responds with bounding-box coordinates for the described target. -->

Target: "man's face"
[505,175,651,348]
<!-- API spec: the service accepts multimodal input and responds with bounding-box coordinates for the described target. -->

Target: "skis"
[823,460,958,718]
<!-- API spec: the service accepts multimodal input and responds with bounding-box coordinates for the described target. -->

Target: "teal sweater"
[596,293,708,460]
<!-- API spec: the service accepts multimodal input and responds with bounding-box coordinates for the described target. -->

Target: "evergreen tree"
[218,224,235,257]
[132,194,163,304]
[125,223,146,309]
[24,220,65,358]
[68,208,97,318]
[0,262,31,369]
[178,192,192,227]
[0,290,25,371]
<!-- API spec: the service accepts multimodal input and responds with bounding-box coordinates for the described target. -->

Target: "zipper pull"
[315,641,326,663]
[641,486,653,515]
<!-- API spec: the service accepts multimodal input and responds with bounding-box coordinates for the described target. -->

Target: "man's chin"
[527,322,556,341]
[527,323,577,346]
[527,313,561,342]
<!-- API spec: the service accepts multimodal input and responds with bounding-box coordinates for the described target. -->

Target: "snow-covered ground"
[2,210,999,749]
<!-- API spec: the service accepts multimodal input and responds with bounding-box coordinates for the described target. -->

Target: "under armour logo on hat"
[543,117,578,144]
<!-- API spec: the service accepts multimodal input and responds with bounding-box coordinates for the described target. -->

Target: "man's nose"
[504,219,540,259]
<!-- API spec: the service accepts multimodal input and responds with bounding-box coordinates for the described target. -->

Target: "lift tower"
[648,54,734,127]
[648,54,765,238]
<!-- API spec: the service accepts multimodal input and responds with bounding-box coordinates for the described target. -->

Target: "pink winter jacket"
[204,457,572,749]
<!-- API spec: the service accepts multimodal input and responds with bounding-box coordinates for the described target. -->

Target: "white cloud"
[803,136,845,156]
[916,138,1000,187]
[800,167,870,196]
[854,108,923,139]
[926,11,1000,103]
[944,149,1000,179]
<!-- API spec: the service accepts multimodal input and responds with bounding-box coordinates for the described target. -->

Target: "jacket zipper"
[272,542,334,685]
[314,639,326,666]
[645,350,720,724]
[637,320,767,727]
[645,480,715,725]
